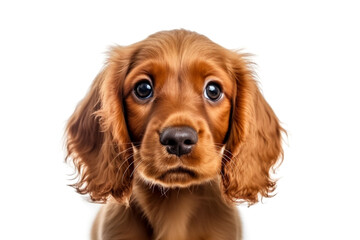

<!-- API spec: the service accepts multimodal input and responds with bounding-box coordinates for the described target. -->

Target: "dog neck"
[132,178,227,239]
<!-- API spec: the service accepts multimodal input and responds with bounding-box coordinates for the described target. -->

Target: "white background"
[1,0,359,239]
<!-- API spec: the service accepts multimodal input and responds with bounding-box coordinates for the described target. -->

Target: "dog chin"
[138,168,201,189]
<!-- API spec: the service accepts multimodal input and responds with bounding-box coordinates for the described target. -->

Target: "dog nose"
[160,126,198,157]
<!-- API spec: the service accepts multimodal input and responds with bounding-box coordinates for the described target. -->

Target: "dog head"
[66,30,284,204]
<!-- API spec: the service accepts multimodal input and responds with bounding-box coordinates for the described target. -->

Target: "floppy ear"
[66,46,133,203]
[222,53,284,204]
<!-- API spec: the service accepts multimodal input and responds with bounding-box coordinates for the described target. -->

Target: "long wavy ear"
[66,46,133,203]
[222,53,284,204]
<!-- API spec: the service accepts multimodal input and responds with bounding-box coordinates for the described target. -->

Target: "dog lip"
[161,167,197,178]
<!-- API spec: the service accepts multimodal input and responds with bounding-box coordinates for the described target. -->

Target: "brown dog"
[66,29,284,240]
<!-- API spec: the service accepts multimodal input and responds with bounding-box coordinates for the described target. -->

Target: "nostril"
[184,139,193,145]
[167,139,177,146]
[160,132,176,146]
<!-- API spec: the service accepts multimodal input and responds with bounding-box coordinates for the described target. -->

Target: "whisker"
[160,186,170,198]
[221,153,235,167]
[110,146,135,163]
[101,141,142,146]
[115,152,135,180]
[115,152,135,172]
[121,159,137,182]
[219,168,226,180]
[177,188,181,199]
[219,152,237,169]
[130,158,149,178]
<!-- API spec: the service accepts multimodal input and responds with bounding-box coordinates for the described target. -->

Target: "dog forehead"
[134,46,227,84]
[122,30,234,99]
[134,30,227,69]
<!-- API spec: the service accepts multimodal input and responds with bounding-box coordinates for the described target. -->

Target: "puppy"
[66,29,284,240]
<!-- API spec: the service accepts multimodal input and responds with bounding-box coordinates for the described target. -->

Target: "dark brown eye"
[204,82,222,101]
[134,81,153,99]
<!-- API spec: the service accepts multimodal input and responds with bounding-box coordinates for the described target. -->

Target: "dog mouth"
[159,167,197,180]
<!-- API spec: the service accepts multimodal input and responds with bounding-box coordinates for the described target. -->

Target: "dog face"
[66,30,284,204]
[123,35,234,188]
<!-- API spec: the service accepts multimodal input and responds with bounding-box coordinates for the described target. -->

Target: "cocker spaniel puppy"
[66,29,284,240]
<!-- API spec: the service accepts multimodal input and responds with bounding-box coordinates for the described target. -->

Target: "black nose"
[160,126,198,157]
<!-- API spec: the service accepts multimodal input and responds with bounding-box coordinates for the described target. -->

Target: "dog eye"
[134,81,153,99]
[204,82,222,102]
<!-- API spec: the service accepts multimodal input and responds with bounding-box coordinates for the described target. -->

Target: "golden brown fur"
[66,29,284,240]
